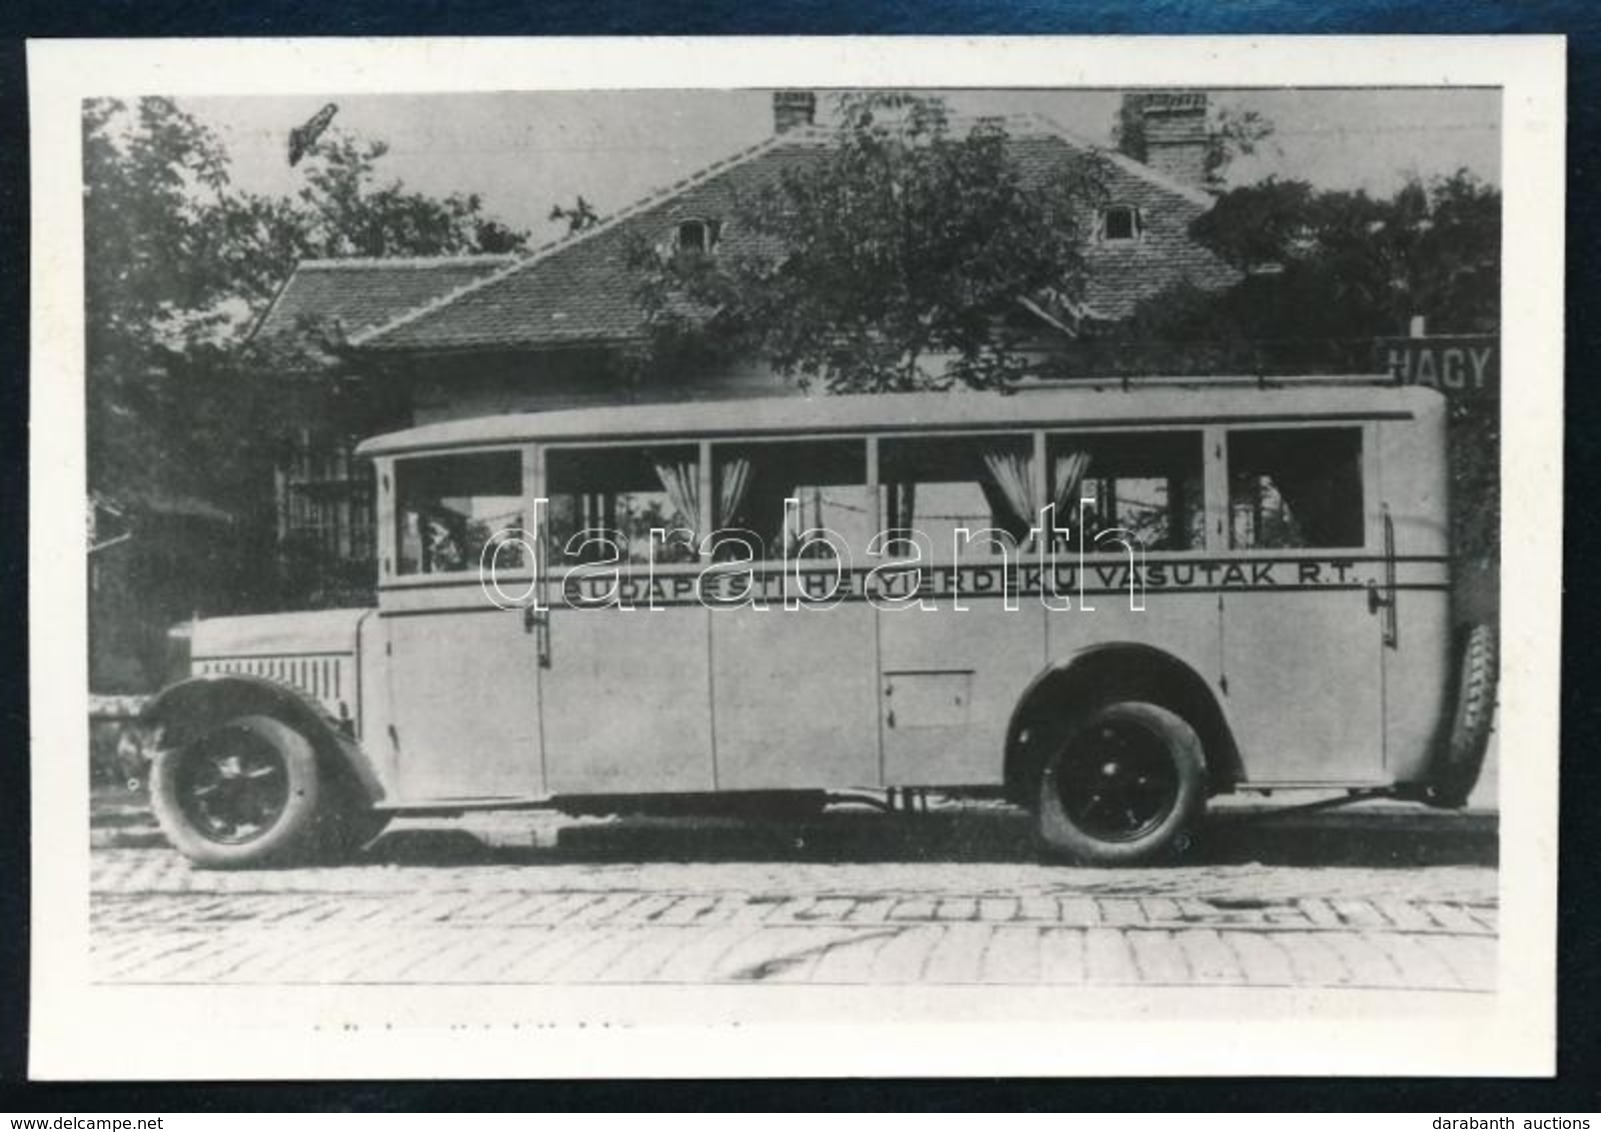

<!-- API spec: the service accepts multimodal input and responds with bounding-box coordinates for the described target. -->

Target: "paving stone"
[1369,932,1460,990]
[1298,898,1343,929]
[1325,931,1405,987]
[808,929,901,983]
[1019,896,1060,923]
[1332,900,1389,930]
[1129,930,1192,984]
[1037,927,1088,983]
[1174,928,1243,984]
[868,925,944,983]
[1279,931,1351,986]
[1097,898,1144,927]
[1057,897,1102,926]
[922,924,994,983]
[1424,902,1484,934]
[1141,897,1184,922]
[1221,931,1296,986]
[843,897,894,923]
[1375,899,1433,932]
[979,897,1020,923]
[1084,927,1141,984]
[980,926,1041,983]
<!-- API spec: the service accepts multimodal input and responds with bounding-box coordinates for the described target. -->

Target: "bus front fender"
[143,673,385,805]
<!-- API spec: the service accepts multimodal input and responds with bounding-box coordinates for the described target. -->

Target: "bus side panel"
[1385,590,1454,782]
[541,605,715,795]
[1220,589,1385,784]
[711,602,880,790]
[357,612,401,799]
[384,603,544,801]
[1378,407,1456,783]
[879,598,1046,787]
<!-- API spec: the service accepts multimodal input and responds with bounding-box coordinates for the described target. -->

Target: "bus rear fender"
[143,673,385,805]
[1003,643,1243,805]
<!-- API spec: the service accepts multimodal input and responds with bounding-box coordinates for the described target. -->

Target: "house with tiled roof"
[252,91,1238,594]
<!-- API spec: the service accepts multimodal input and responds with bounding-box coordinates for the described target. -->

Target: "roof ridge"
[298,254,520,270]
[349,132,797,348]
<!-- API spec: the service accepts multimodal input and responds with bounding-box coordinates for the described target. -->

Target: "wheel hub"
[1056,718,1180,843]
[175,727,291,845]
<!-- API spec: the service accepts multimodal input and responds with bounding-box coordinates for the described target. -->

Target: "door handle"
[1371,505,1399,649]
[524,605,552,668]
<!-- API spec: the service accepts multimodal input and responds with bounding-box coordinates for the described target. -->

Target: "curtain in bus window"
[1053,450,1093,513]
[651,453,701,541]
[716,455,753,533]
[980,447,1038,533]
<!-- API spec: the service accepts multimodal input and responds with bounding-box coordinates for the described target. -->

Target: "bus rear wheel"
[1034,701,1206,866]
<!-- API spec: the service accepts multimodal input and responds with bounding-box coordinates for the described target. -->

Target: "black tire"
[316,787,391,861]
[1430,623,1498,808]
[1034,701,1207,866]
[150,714,322,869]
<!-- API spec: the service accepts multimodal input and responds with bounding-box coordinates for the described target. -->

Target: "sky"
[181,88,1502,244]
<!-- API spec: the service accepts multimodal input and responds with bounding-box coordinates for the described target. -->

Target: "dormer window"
[1098,205,1143,244]
[674,218,720,255]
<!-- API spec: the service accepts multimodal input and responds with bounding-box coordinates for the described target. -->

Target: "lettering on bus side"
[480,510,1379,612]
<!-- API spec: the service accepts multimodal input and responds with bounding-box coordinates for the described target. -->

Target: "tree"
[84,98,534,681]
[630,92,1106,393]
[84,99,534,512]
[1134,170,1501,347]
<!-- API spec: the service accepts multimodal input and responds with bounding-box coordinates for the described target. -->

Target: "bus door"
[1216,424,1387,784]
[875,434,1047,787]
[704,439,881,791]
[535,443,715,795]
[381,449,545,801]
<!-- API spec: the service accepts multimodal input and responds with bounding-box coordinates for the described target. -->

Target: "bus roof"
[356,380,1444,458]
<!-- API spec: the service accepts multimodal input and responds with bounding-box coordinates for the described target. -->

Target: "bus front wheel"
[1034,701,1207,866]
[150,713,324,869]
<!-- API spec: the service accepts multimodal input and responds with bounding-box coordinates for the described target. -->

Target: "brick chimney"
[1122,91,1210,187]
[772,90,817,134]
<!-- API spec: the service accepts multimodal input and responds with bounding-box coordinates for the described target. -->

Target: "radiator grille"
[193,654,354,720]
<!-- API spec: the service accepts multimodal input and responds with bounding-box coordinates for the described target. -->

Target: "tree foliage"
[630,93,1106,393]
[1121,170,1501,361]
[83,97,532,517]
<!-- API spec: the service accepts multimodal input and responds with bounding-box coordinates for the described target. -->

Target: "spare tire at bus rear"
[1431,623,1498,809]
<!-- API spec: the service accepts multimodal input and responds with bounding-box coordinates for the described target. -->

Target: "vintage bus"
[142,381,1496,867]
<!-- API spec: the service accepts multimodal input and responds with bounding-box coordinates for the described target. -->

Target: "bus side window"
[1227,427,1365,549]
[878,435,1036,560]
[710,439,872,561]
[545,445,701,565]
[394,451,524,576]
[1047,431,1204,552]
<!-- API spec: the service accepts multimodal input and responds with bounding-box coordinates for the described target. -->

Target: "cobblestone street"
[90,802,1499,991]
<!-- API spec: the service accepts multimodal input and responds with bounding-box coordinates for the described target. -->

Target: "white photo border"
[27,35,1565,1080]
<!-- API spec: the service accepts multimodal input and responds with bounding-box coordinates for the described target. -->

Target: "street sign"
[1377,335,1498,397]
